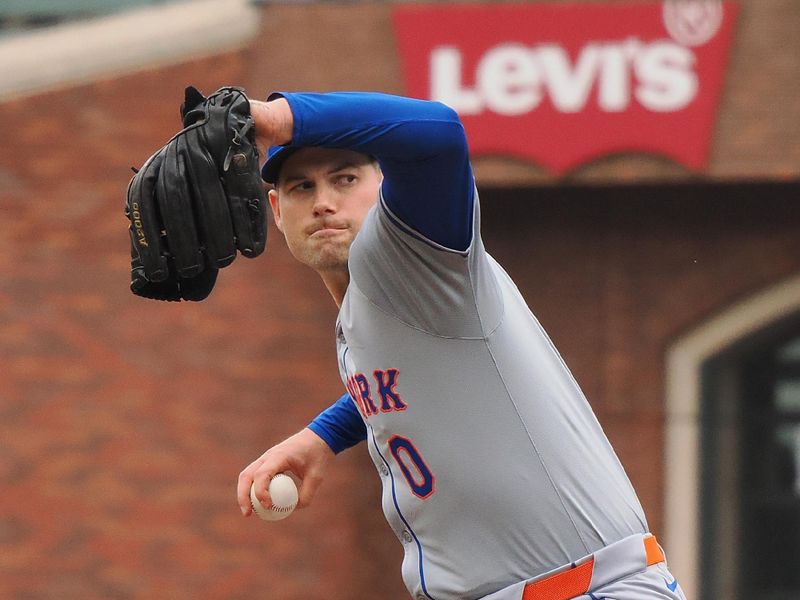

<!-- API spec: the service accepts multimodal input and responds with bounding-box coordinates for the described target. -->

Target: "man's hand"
[249,96,294,160]
[237,428,334,517]
[126,86,268,301]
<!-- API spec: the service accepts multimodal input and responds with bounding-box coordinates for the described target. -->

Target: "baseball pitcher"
[127,88,687,600]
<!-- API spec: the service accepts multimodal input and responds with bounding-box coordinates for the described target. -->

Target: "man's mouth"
[308,222,348,237]
[310,228,346,238]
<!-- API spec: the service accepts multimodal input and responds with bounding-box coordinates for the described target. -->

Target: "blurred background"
[1,0,798,599]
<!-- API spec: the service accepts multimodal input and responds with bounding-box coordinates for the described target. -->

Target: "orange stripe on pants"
[521,535,666,600]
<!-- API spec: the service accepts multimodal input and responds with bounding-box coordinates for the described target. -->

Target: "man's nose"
[311,187,337,216]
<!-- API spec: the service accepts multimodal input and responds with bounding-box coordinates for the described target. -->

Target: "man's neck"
[320,271,350,309]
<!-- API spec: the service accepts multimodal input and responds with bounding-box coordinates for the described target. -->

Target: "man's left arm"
[254,92,475,251]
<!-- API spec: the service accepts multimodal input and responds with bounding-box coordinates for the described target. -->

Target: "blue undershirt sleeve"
[307,392,367,454]
[270,92,475,251]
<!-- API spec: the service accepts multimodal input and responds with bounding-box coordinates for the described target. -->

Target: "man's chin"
[308,250,350,273]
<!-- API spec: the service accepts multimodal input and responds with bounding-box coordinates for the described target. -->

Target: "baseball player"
[234,91,686,600]
[126,89,686,600]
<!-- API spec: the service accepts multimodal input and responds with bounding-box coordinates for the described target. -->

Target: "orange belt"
[521,535,665,600]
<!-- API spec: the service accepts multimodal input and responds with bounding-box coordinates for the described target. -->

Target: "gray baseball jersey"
[335,191,649,600]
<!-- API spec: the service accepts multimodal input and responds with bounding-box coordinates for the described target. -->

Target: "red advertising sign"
[392,1,738,175]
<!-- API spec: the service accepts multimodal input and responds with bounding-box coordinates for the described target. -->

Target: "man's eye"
[337,174,357,185]
[291,181,313,192]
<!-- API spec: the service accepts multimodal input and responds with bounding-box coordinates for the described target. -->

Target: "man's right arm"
[307,393,367,454]
[237,394,365,516]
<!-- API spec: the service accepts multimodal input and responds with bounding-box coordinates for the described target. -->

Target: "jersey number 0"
[388,435,436,499]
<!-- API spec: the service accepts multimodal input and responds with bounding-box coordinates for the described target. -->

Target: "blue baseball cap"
[261,145,300,184]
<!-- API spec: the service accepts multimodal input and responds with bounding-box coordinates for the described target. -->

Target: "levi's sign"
[392,1,738,174]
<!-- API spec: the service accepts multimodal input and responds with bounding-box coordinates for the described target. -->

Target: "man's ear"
[267,188,283,232]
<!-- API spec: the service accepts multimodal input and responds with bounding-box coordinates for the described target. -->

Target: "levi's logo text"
[347,368,407,419]
[392,1,738,174]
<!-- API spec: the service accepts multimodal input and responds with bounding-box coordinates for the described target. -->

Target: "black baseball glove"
[125,86,267,301]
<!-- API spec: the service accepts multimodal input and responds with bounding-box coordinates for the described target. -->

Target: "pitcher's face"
[268,148,382,273]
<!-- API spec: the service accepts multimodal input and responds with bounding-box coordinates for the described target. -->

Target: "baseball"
[250,474,298,521]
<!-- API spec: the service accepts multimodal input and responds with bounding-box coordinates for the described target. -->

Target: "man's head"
[264,147,382,278]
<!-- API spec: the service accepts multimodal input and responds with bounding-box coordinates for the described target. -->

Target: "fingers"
[222,145,268,259]
[296,470,324,509]
[251,468,279,515]
[237,459,262,517]
[181,85,207,125]
[126,148,169,282]
[157,140,204,278]
[181,129,237,269]
[178,268,218,302]
[237,429,334,518]
[221,97,268,258]
[237,456,280,517]
[237,465,256,517]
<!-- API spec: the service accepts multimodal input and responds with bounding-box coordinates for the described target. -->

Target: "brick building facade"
[1,1,799,599]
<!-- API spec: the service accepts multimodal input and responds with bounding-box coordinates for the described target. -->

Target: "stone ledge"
[0,0,260,101]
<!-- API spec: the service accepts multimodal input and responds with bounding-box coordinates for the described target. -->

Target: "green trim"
[0,1,182,19]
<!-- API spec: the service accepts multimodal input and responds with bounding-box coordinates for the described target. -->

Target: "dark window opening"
[702,316,800,600]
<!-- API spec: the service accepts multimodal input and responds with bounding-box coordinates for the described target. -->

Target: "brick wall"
[0,55,405,598]
[248,0,800,185]
[2,1,799,599]
[479,182,800,536]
